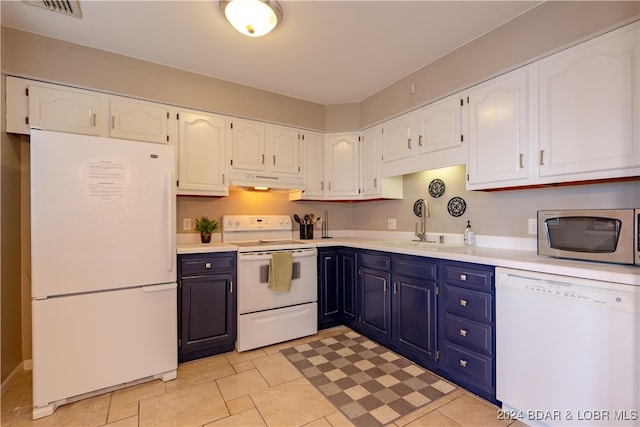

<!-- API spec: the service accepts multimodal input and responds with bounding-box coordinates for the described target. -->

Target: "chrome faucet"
[414,199,430,241]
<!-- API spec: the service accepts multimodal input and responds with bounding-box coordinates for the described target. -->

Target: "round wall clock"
[447,197,466,217]
[428,178,445,198]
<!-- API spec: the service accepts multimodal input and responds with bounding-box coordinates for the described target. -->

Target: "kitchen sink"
[372,240,466,251]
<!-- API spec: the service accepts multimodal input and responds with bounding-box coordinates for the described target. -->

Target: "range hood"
[228,171,304,191]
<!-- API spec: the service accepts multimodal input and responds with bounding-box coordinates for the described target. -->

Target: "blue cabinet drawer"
[393,255,437,280]
[180,253,236,276]
[443,285,492,323]
[359,251,391,271]
[442,342,493,392]
[443,312,493,355]
[443,264,493,292]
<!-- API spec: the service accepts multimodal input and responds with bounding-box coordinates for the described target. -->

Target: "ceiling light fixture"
[219,0,283,37]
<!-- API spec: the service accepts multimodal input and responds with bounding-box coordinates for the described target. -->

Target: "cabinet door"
[266,125,300,175]
[229,119,265,172]
[177,111,228,196]
[110,97,170,144]
[382,112,415,164]
[466,68,530,189]
[361,126,382,197]
[318,249,340,329]
[180,273,235,359]
[301,132,325,197]
[341,249,357,325]
[538,23,639,179]
[325,133,360,197]
[359,267,391,341]
[28,84,104,136]
[416,95,464,155]
[393,275,437,363]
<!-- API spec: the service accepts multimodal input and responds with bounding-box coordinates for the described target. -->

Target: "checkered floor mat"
[280,330,456,426]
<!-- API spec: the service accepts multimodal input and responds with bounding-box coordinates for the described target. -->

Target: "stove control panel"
[222,215,292,232]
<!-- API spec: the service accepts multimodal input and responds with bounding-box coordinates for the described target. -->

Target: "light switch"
[183,217,192,231]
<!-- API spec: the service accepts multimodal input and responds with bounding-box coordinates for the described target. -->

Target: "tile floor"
[2,326,526,427]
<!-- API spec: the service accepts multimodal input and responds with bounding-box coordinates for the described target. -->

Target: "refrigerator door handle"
[142,283,177,293]
[166,173,175,272]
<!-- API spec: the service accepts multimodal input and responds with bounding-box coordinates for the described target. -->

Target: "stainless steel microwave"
[537,209,639,266]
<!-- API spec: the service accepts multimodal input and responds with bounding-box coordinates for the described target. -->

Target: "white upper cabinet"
[362,126,382,197]
[109,97,171,144]
[265,125,301,175]
[325,133,360,198]
[28,84,105,136]
[415,95,464,155]
[381,112,415,164]
[466,68,530,189]
[298,131,325,199]
[228,119,266,172]
[361,126,403,199]
[177,110,228,196]
[536,23,639,181]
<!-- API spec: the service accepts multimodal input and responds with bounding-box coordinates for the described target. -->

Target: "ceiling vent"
[23,0,82,19]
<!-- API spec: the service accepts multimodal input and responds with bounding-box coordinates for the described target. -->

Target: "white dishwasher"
[496,267,639,427]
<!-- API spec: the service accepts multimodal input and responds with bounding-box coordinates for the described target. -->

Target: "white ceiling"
[1,0,542,105]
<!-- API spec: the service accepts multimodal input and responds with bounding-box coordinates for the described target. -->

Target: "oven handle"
[238,248,317,261]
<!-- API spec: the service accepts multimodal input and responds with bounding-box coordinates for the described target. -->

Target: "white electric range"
[221,215,318,352]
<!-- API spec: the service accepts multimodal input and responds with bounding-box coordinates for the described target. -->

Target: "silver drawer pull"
[459,329,468,337]
[460,274,467,281]
[459,299,468,307]
[459,359,468,368]
[205,262,212,269]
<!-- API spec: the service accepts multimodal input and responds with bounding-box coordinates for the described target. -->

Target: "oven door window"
[545,216,622,253]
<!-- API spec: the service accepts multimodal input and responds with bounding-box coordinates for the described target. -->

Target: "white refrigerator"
[30,130,177,419]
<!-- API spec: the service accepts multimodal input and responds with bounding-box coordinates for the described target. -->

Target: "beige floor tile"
[166,354,235,392]
[139,380,228,427]
[106,414,139,426]
[224,348,268,365]
[216,369,270,401]
[204,407,267,426]
[325,410,355,427]
[405,410,461,427]
[302,416,333,426]
[232,360,255,373]
[251,377,336,427]
[438,394,507,427]
[107,400,138,424]
[394,389,465,426]
[226,395,255,415]
[109,379,166,408]
[252,352,303,386]
[12,392,111,427]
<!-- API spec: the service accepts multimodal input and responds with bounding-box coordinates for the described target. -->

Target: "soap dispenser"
[464,220,476,246]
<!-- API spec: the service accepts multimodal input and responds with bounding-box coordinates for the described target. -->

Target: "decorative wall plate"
[413,199,425,217]
[428,178,445,198]
[447,197,466,217]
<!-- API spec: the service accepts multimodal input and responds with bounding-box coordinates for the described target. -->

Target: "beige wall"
[1,2,638,372]
[1,130,23,384]
[359,1,640,128]
[350,165,640,237]
[1,27,327,132]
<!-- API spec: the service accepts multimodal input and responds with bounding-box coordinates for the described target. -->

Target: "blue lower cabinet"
[439,260,496,403]
[318,247,341,329]
[178,252,237,363]
[359,266,391,342]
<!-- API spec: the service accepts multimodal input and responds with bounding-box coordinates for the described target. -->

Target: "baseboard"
[1,360,31,397]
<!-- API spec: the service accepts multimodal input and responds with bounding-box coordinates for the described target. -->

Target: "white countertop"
[176,232,639,286]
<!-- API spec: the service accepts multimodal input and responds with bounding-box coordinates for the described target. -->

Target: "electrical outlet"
[387,218,397,230]
[183,217,192,231]
[528,218,537,235]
